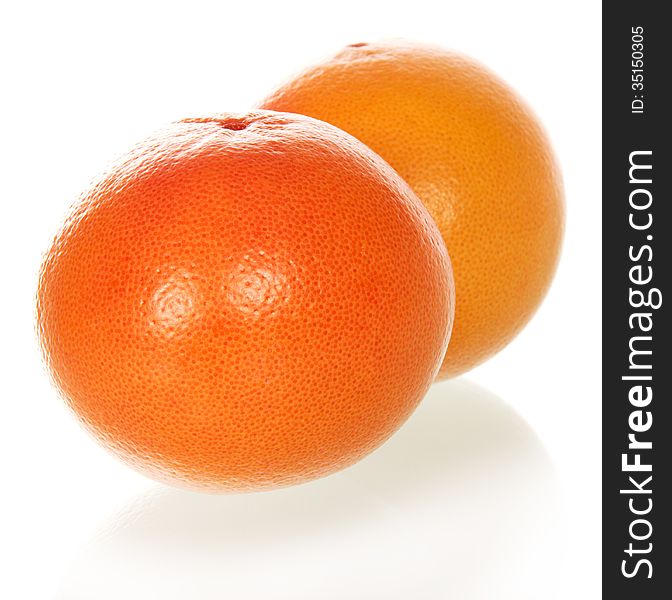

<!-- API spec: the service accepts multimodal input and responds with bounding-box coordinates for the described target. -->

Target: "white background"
[0,1,601,598]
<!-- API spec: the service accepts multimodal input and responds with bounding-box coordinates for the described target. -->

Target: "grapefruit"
[37,110,453,492]
[260,41,564,378]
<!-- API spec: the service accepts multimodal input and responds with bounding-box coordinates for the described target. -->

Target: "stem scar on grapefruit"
[260,41,565,378]
[36,110,454,492]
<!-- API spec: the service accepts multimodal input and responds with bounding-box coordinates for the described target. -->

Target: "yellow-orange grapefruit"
[261,41,564,378]
[36,111,453,492]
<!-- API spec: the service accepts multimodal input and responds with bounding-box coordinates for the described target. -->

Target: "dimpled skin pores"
[261,41,565,378]
[36,110,454,492]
